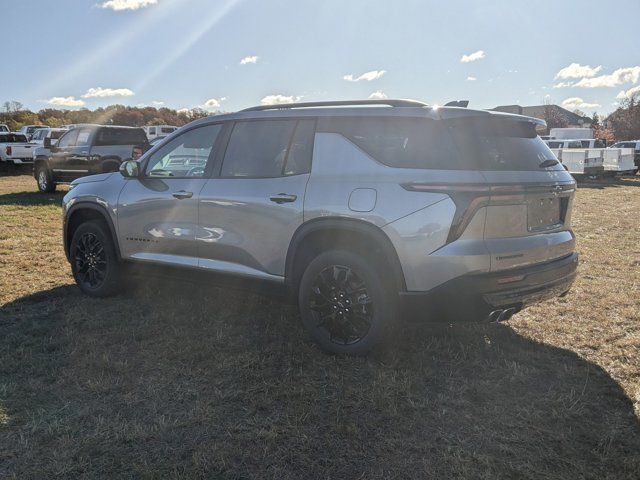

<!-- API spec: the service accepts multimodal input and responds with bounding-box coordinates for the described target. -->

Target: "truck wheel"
[298,249,399,355]
[35,164,56,193]
[70,221,121,297]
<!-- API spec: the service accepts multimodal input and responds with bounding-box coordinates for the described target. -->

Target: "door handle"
[269,193,297,204]
[172,190,193,199]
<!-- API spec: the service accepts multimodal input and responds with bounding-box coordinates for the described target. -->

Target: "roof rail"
[241,99,428,112]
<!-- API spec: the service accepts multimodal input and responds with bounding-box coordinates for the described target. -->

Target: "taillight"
[6,146,11,156]
[132,145,143,160]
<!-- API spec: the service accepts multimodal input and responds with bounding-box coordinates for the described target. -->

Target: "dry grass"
[1,173,639,479]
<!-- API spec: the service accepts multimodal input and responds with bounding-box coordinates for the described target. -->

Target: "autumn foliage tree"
[0,101,212,131]
[607,94,640,141]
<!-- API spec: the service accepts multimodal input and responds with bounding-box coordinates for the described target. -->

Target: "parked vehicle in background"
[610,141,640,171]
[552,149,605,176]
[545,139,606,149]
[0,132,36,165]
[549,127,593,140]
[602,148,637,175]
[29,127,68,146]
[34,125,149,192]
[0,124,10,133]
[61,99,578,355]
[16,125,48,140]
[143,125,178,141]
[149,135,167,146]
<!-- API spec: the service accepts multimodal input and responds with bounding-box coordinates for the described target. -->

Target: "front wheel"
[298,250,399,355]
[70,221,122,297]
[35,164,56,193]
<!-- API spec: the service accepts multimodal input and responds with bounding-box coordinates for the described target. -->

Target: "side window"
[76,128,92,146]
[57,129,79,148]
[148,127,156,135]
[221,120,313,178]
[145,123,222,178]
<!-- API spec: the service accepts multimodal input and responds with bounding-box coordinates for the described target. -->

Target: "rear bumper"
[399,253,578,322]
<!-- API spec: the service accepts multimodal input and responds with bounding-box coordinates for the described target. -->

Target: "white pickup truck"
[0,133,36,165]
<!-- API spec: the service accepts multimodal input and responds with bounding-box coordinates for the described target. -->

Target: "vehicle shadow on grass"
[0,190,66,207]
[1,281,639,479]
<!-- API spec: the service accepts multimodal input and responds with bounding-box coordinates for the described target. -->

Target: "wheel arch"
[33,156,49,178]
[285,217,406,293]
[64,202,121,262]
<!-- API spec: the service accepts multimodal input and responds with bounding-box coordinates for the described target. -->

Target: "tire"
[298,249,399,355]
[69,220,122,297]
[35,164,56,193]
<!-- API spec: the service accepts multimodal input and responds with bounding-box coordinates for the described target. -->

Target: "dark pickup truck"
[33,125,150,192]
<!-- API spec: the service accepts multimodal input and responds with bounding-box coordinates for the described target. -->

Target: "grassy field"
[1,173,639,479]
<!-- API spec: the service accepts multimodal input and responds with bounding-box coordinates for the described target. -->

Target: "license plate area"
[527,197,561,232]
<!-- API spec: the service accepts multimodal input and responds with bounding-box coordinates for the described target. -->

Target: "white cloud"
[368,90,388,99]
[260,94,302,105]
[151,100,164,106]
[100,0,157,11]
[561,97,601,110]
[555,63,602,79]
[616,85,640,100]
[82,87,134,98]
[343,70,386,82]
[573,66,640,88]
[460,50,485,63]
[553,81,574,89]
[200,97,226,110]
[46,96,85,107]
[466,76,477,81]
[240,55,258,65]
[177,108,191,114]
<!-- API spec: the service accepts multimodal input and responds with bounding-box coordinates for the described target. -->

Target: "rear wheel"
[35,164,56,193]
[70,221,121,297]
[298,249,398,355]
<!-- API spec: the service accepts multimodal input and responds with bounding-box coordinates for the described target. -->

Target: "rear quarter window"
[317,116,460,169]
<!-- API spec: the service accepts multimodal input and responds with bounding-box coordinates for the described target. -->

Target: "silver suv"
[62,99,578,354]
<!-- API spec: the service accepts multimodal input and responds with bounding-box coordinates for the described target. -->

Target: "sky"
[3,0,640,115]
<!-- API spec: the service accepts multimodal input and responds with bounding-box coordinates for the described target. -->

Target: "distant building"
[492,104,592,128]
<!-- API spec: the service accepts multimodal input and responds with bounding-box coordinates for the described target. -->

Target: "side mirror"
[119,159,140,178]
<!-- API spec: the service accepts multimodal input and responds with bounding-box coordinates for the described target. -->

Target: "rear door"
[117,122,224,266]
[197,118,315,279]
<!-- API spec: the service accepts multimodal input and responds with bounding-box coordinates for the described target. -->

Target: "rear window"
[0,133,28,142]
[444,117,559,171]
[95,128,148,146]
[318,115,558,171]
[161,127,176,134]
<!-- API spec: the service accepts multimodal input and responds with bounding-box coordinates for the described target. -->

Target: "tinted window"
[148,127,156,135]
[222,120,300,178]
[161,127,176,134]
[548,141,563,148]
[95,128,147,146]
[57,129,79,147]
[318,117,459,169]
[445,117,560,171]
[145,123,222,178]
[50,130,66,140]
[0,134,28,142]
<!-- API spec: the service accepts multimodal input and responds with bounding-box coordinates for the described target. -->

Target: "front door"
[117,122,224,267]
[198,118,315,279]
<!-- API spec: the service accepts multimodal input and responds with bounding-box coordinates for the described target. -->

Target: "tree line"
[0,101,213,131]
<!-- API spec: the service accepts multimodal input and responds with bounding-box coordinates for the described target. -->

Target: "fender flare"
[64,201,121,261]
[284,217,406,291]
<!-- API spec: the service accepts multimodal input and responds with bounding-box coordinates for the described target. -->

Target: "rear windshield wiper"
[539,159,559,168]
